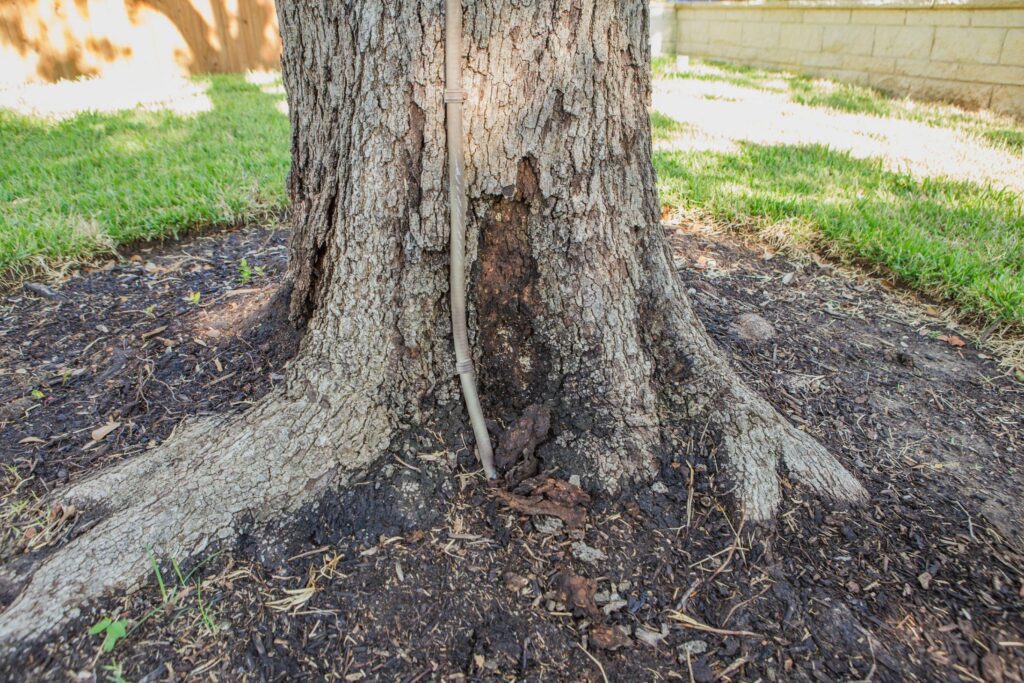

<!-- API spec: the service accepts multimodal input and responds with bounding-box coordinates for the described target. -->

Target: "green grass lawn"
[653,126,1024,331]
[2,64,1022,340]
[0,74,290,278]
[651,58,1024,335]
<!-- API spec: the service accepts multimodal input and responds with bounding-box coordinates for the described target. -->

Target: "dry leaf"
[554,571,601,619]
[532,478,591,506]
[696,255,717,271]
[492,489,585,528]
[590,624,632,651]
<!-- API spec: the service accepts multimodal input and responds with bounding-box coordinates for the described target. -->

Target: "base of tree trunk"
[0,1,867,653]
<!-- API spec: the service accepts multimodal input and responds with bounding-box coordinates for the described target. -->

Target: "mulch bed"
[1,221,1022,682]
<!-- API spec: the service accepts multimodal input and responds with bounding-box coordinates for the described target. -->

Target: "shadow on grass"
[654,134,1024,328]
[0,75,290,274]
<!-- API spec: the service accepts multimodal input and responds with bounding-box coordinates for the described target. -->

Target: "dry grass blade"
[265,553,345,613]
[575,643,609,683]
[266,584,317,613]
[666,610,760,638]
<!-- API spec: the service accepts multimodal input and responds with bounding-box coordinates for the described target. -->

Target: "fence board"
[0,0,281,84]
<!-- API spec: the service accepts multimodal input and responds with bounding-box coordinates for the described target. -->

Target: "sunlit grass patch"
[653,57,1024,157]
[653,133,1024,331]
[0,73,290,278]
[653,56,787,93]
[788,76,893,117]
[650,110,694,143]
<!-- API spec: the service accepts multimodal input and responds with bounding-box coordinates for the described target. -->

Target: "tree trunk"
[0,0,865,652]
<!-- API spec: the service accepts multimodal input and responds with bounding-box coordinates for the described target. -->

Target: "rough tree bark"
[0,1,865,652]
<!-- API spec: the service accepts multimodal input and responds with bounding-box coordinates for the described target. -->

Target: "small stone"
[782,272,796,286]
[534,516,564,534]
[917,571,933,590]
[635,624,669,647]
[571,542,607,564]
[679,639,708,656]
[730,313,776,343]
[651,481,669,494]
[981,652,1005,683]
[503,573,529,593]
[568,474,581,488]
[602,599,628,615]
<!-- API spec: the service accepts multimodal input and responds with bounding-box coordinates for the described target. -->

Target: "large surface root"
[0,389,387,656]
[715,378,868,522]
[649,247,868,522]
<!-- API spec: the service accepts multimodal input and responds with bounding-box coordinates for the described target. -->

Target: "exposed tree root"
[713,377,868,522]
[646,238,868,523]
[0,388,389,656]
[0,368,864,654]
[0,303,866,655]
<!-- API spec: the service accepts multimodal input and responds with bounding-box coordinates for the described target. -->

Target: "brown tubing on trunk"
[446,0,497,479]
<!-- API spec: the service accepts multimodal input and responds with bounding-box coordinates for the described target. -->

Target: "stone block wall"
[651,0,1024,117]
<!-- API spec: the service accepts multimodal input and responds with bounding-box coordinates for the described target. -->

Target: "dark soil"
[1,221,1022,682]
[0,225,298,509]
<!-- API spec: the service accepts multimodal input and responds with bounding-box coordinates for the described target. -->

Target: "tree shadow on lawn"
[652,138,1024,334]
[0,74,290,277]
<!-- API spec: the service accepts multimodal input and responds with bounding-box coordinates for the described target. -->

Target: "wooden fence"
[0,0,281,84]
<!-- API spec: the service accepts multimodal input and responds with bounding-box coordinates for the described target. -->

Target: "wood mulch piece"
[1,221,1022,682]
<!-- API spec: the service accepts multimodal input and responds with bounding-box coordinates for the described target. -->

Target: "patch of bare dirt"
[1,223,1022,682]
[0,225,298,540]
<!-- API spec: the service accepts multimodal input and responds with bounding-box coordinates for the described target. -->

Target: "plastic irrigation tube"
[445,0,497,480]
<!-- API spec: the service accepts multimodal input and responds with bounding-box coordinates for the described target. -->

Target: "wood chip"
[141,325,169,339]
[90,421,120,442]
